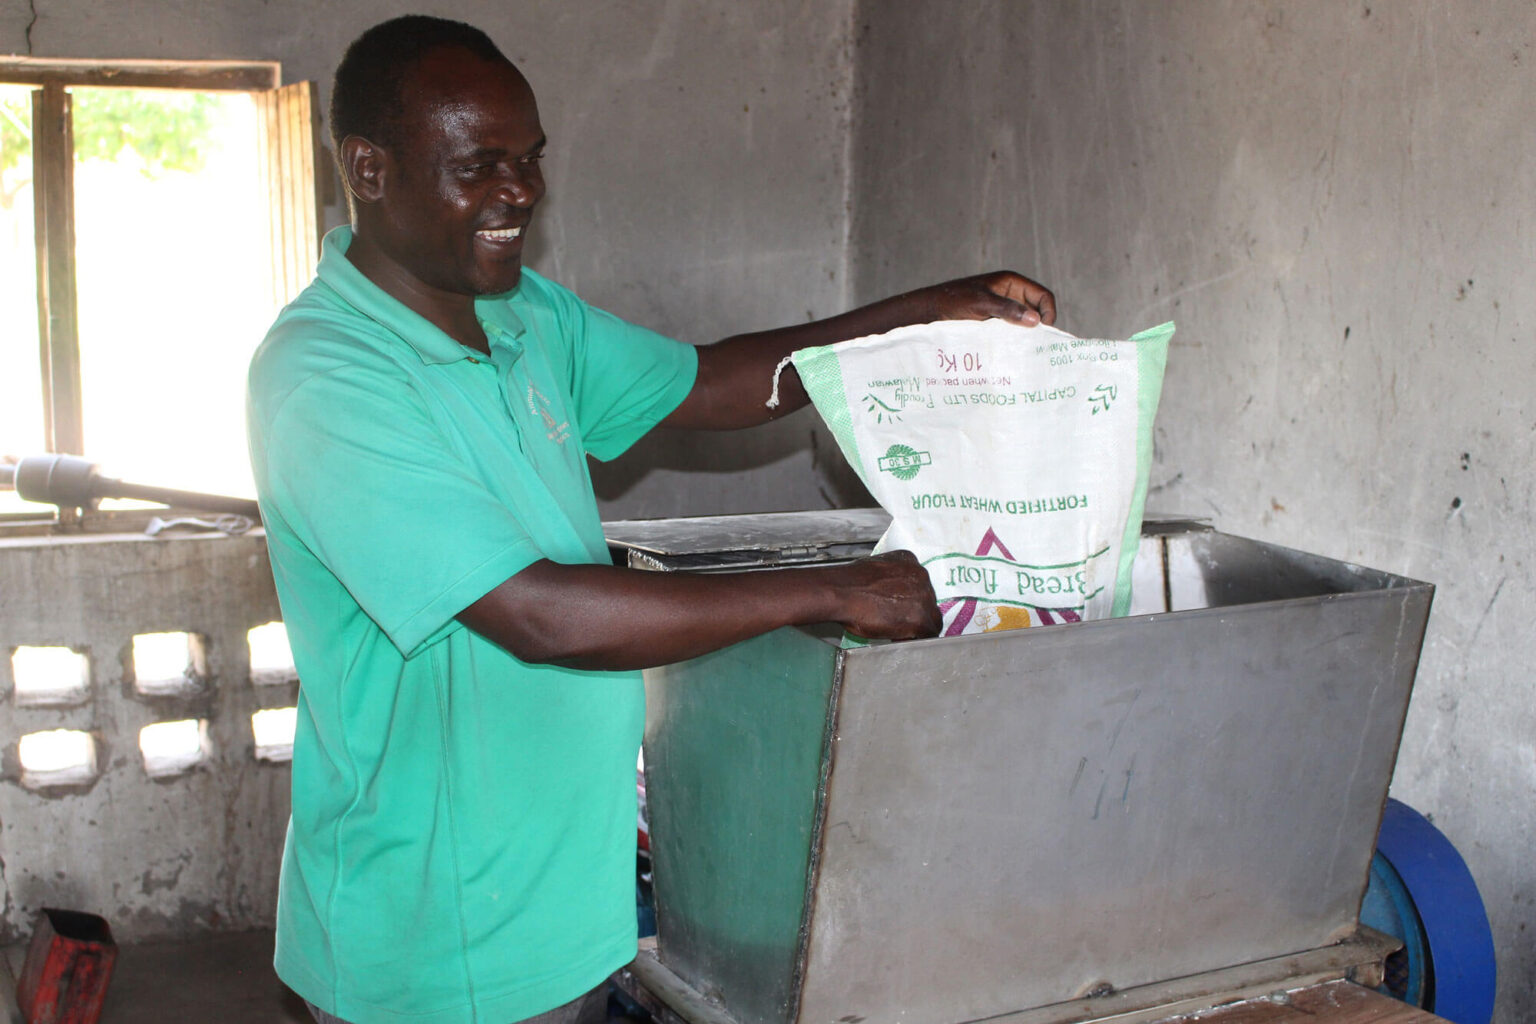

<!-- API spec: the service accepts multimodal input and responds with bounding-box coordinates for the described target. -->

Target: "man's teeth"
[478,227,522,240]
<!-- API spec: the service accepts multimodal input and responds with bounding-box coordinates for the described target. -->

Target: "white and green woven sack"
[783,318,1172,635]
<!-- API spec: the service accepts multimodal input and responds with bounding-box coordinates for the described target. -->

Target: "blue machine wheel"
[1362,850,1429,1006]
[1360,798,1497,1024]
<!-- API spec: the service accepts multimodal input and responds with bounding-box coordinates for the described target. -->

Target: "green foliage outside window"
[0,89,220,209]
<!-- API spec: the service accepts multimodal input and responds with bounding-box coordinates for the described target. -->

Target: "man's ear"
[340,135,387,204]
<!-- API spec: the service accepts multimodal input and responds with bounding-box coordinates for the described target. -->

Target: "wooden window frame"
[0,58,322,528]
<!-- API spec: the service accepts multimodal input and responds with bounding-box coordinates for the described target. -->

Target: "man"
[247,15,1055,1024]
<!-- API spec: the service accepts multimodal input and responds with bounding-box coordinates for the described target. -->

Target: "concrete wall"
[0,533,291,941]
[0,0,862,941]
[851,3,1533,1020]
[0,0,864,517]
[2,0,1531,1017]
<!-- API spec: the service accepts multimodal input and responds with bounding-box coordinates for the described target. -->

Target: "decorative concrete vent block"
[18,729,99,789]
[11,646,91,707]
[131,632,207,697]
[138,719,210,778]
[251,706,297,763]
[247,621,297,687]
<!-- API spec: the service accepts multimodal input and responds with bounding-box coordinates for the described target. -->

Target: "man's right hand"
[827,550,941,640]
[459,549,943,671]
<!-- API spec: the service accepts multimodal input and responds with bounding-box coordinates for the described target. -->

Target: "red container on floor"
[15,909,117,1024]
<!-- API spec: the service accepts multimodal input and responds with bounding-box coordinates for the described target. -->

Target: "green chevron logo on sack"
[877,444,931,481]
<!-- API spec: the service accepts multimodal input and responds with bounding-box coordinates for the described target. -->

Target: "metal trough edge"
[617,928,1402,1024]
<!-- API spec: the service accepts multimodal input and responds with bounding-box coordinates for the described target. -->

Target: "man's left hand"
[900,271,1057,328]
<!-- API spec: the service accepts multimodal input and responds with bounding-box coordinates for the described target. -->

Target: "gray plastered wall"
[0,0,866,948]
[1,0,1532,1020]
[851,5,1534,1022]
[0,533,291,939]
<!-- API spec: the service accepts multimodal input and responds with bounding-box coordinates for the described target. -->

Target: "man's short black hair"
[330,15,511,150]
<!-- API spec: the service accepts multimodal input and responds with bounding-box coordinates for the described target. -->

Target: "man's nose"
[496,168,542,207]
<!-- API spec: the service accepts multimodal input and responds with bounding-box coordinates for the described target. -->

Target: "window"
[18,728,98,788]
[138,718,211,778]
[0,59,323,520]
[10,644,90,706]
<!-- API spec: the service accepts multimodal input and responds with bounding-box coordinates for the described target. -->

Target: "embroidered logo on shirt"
[527,385,571,445]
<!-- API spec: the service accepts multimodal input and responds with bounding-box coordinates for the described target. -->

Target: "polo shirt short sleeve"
[247,227,697,1024]
[505,269,697,464]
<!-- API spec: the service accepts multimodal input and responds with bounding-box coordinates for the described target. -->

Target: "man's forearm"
[456,553,938,671]
[668,295,934,429]
[662,271,1056,431]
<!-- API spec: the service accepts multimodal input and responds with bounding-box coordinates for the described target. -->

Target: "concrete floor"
[1,931,647,1023]
[2,930,310,1023]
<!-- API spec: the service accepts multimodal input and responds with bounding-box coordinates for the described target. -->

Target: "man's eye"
[519,150,545,165]
[457,163,494,179]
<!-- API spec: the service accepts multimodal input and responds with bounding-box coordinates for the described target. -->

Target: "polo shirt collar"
[315,226,528,365]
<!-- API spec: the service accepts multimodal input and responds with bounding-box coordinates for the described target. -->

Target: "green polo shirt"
[247,227,697,1024]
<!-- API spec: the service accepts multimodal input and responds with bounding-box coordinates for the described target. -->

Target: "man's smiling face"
[369,46,546,299]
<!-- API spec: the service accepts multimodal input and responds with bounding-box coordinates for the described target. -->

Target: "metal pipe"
[10,453,260,520]
[98,478,260,518]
